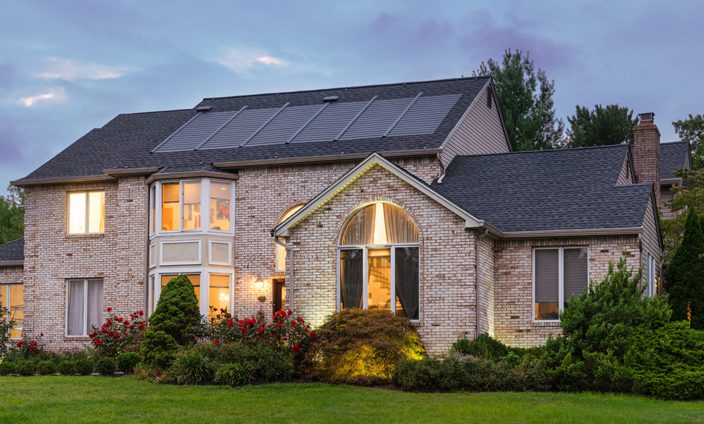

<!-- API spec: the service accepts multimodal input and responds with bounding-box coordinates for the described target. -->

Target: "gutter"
[12,175,116,187]
[103,167,161,177]
[660,177,683,185]
[214,149,441,169]
[145,170,239,185]
[496,226,642,239]
[0,260,23,267]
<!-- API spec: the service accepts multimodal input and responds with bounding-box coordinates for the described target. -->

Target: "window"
[647,254,656,297]
[209,274,230,319]
[275,204,303,272]
[210,182,231,232]
[161,182,179,231]
[161,274,201,302]
[534,247,588,321]
[182,181,201,230]
[68,191,105,234]
[1,284,23,338]
[338,202,419,320]
[149,185,156,234]
[66,279,103,336]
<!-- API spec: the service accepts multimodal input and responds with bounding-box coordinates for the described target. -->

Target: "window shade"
[340,249,363,308]
[535,250,559,303]
[67,280,85,336]
[395,247,419,320]
[563,248,588,299]
[87,279,103,332]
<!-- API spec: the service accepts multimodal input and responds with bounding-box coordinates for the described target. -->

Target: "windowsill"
[532,320,562,326]
[66,233,105,239]
[64,336,91,340]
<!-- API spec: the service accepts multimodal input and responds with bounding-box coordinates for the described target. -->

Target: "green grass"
[0,377,702,423]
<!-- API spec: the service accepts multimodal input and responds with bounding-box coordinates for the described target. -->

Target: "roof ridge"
[116,108,195,117]
[454,144,627,159]
[661,140,686,145]
[200,76,490,102]
[0,238,23,247]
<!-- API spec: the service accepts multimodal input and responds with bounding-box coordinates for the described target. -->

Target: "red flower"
[139,310,144,316]
[257,327,264,335]
[106,307,112,312]
[241,327,248,333]
[139,323,145,330]
[116,317,123,323]
[213,339,220,346]
[309,332,318,340]
[124,320,130,326]
[238,320,245,326]
[227,319,233,328]
[286,309,293,316]
[40,332,44,337]
[16,340,24,348]
[291,321,297,328]
[292,343,301,353]
[297,317,305,323]
[275,322,282,328]
[94,339,103,347]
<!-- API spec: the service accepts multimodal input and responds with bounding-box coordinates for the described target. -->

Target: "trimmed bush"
[452,334,511,360]
[148,275,201,345]
[14,360,36,376]
[96,357,116,376]
[302,309,425,385]
[74,358,94,375]
[187,342,294,384]
[140,328,178,368]
[215,363,252,387]
[0,361,16,375]
[170,352,215,385]
[37,360,57,375]
[116,352,141,374]
[57,359,76,376]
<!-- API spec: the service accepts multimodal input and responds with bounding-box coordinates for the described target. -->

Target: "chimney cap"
[638,112,655,123]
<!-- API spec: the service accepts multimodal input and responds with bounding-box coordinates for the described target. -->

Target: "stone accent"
[633,121,661,203]
[493,236,640,347]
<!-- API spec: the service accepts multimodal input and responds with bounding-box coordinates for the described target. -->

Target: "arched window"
[338,202,419,320]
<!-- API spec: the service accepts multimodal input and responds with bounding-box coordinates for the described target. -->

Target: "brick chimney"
[632,112,660,202]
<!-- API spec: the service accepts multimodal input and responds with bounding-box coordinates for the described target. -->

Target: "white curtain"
[340,204,376,245]
[67,280,85,336]
[383,203,418,244]
[87,280,104,332]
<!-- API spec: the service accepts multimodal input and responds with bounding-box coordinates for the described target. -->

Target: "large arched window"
[338,202,419,320]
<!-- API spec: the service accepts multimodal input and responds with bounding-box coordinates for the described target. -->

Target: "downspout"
[474,230,479,340]
[273,235,293,311]
[143,178,151,313]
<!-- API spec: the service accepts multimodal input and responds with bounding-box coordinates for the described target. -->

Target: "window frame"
[647,254,655,297]
[64,278,103,337]
[66,190,105,235]
[1,283,23,340]
[150,269,233,317]
[532,247,590,323]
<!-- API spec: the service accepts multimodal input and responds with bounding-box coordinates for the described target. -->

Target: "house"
[0,77,691,353]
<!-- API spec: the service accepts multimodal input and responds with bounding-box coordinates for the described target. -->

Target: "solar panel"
[248,104,321,146]
[389,94,461,137]
[291,101,367,143]
[339,97,413,140]
[155,111,235,152]
[199,107,279,150]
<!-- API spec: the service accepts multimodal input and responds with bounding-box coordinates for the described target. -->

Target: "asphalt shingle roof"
[432,145,653,233]
[0,238,23,263]
[660,141,690,179]
[19,77,490,182]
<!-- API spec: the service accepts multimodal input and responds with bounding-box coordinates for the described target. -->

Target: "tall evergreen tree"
[0,185,24,244]
[474,49,564,150]
[566,104,638,147]
[673,114,704,169]
[664,209,704,328]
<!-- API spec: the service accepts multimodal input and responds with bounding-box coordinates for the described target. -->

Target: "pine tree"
[566,104,638,147]
[148,274,201,344]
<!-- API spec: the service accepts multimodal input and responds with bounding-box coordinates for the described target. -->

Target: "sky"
[0,0,702,193]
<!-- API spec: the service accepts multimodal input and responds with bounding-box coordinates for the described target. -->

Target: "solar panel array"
[153,93,461,153]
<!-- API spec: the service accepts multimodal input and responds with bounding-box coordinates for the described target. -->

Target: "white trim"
[532,247,590,323]
[149,243,156,268]
[647,254,655,297]
[0,283,23,339]
[152,268,234,317]
[159,239,202,266]
[208,240,233,266]
[66,190,106,235]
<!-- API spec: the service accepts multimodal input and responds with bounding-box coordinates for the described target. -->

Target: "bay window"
[68,191,105,234]
[209,273,230,319]
[66,278,103,336]
[155,179,233,233]
[152,273,232,319]
[161,182,179,231]
[210,182,231,232]
[533,247,588,321]
[1,283,23,338]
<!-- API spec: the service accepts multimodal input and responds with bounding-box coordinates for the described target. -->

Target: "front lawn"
[0,377,702,423]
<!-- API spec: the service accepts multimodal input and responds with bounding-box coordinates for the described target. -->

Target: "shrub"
[214,363,252,387]
[140,328,177,368]
[37,360,57,375]
[0,307,12,358]
[187,341,294,383]
[0,361,16,375]
[74,358,95,375]
[148,275,201,345]
[452,334,511,360]
[89,308,146,358]
[303,309,425,385]
[96,357,116,376]
[116,352,141,374]
[14,360,36,376]
[12,335,46,359]
[170,352,215,385]
[57,359,76,376]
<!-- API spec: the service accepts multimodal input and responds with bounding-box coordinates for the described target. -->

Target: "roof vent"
[196,105,212,112]
[323,96,339,103]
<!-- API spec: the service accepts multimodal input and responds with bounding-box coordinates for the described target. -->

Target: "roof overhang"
[11,175,116,187]
[272,152,486,238]
[103,167,161,177]
[496,227,642,239]
[145,170,239,185]
[660,177,683,185]
[214,149,440,169]
[0,260,23,267]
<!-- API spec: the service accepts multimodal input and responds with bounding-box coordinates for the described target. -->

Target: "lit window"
[534,247,588,321]
[182,181,201,230]
[210,182,231,232]
[275,204,303,272]
[160,274,200,305]
[1,284,23,338]
[149,185,156,234]
[68,191,105,234]
[66,279,103,336]
[339,202,419,320]
[161,183,179,231]
[209,274,230,319]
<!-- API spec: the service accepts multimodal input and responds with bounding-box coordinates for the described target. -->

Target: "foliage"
[170,351,216,385]
[474,49,564,151]
[191,341,295,383]
[90,308,146,357]
[0,306,12,358]
[14,360,37,376]
[661,168,704,260]
[0,185,24,244]
[37,360,57,375]
[148,275,201,346]
[140,328,177,368]
[302,309,425,385]
[12,335,46,359]
[74,358,95,375]
[0,361,15,375]
[664,209,704,328]
[673,114,704,169]
[116,352,141,374]
[565,104,637,147]
[95,357,116,376]
[57,359,76,376]
[452,334,511,360]
[214,363,253,387]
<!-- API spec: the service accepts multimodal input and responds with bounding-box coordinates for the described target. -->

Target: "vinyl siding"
[639,195,663,291]
[616,155,633,185]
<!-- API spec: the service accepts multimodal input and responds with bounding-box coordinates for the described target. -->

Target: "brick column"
[632,113,661,203]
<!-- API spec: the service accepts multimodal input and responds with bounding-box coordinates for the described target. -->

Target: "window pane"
[0,286,5,310]
[534,249,559,320]
[160,274,200,305]
[88,191,105,233]
[67,280,85,336]
[210,182,231,232]
[209,274,230,319]
[68,192,86,234]
[367,248,391,311]
[383,203,419,244]
[9,285,23,338]
[340,250,363,309]
[87,279,103,332]
[275,205,302,271]
[182,181,201,230]
[149,275,155,315]
[395,247,419,320]
[340,204,375,245]
[161,183,179,231]
[564,248,588,306]
[150,186,156,234]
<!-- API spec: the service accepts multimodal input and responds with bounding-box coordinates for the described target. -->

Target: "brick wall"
[633,123,661,202]
[493,236,640,347]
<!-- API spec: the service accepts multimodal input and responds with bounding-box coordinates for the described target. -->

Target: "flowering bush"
[13,334,45,359]
[89,308,146,358]
[0,307,13,358]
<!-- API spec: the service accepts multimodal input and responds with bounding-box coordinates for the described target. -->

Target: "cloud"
[14,87,65,107]
[34,57,131,81]
[214,46,288,72]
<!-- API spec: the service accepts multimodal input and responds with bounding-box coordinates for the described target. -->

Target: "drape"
[563,248,588,300]
[67,280,85,336]
[340,249,363,308]
[395,247,419,319]
[383,203,419,244]
[87,279,104,332]
[340,204,375,245]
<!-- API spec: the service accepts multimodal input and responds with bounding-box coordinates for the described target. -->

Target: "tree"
[474,49,564,151]
[660,168,704,260]
[565,104,638,147]
[664,209,704,328]
[0,185,24,244]
[148,274,201,345]
[673,114,704,169]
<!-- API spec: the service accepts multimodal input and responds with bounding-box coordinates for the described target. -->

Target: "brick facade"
[633,122,661,203]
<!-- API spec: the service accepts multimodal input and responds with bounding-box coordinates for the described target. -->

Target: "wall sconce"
[254,275,267,305]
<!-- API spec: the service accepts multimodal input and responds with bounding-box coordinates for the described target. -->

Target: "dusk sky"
[1,0,702,193]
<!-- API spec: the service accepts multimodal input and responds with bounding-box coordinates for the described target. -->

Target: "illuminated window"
[182,181,201,230]
[1,284,23,339]
[161,182,179,231]
[339,202,419,320]
[210,182,231,232]
[160,274,200,305]
[149,185,156,234]
[68,191,105,234]
[275,204,303,272]
[209,274,230,319]
[534,247,588,320]
[66,279,103,336]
